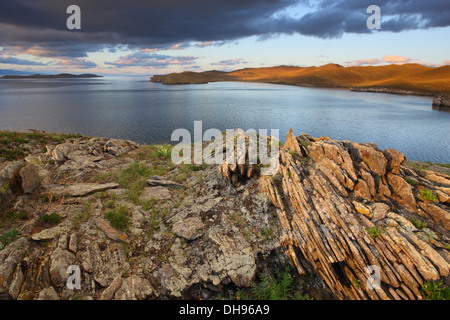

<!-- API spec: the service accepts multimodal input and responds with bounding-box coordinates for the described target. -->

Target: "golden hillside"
[151,63,450,94]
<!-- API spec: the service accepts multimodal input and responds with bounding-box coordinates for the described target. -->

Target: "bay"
[0,77,448,163]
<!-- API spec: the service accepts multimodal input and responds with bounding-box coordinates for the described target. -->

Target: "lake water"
[0,77,449,163]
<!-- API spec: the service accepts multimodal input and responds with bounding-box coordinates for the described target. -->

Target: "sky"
[0,0,449,76]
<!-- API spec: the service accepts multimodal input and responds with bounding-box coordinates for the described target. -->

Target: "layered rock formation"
[257,129,450,300]
[1,130,449,300]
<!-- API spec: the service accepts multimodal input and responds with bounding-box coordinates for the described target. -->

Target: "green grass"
[234,267,311,300]
[39,213,62,225]
[410,218,428,230]
[0,131,83,161]
[0,211,28,227]
[366,227,382,239]
[420,189,438,203]
[421,281,450,300]
[105,205,131,231]
[0,227,20,246]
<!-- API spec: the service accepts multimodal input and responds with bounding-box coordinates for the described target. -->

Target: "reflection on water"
[432,105,450,112]
[0,78,449,163]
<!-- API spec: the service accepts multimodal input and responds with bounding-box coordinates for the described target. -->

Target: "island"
[151,63,450,96]
[1,73,103,79]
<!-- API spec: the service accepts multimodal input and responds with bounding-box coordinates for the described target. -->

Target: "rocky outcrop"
[253,129,450,300]
[0,133,285,300]
[432,95,450,111]
[2,130,448,300]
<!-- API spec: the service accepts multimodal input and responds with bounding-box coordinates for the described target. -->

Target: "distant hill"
[1,73,103,79]
[151,64,450,95]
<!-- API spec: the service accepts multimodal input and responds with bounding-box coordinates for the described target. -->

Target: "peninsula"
[151,63,450,95]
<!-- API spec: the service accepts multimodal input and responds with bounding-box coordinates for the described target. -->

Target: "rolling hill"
[151,63,450,95]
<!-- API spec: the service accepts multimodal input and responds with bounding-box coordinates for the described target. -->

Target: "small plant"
[155,144,173,159]
[367,227,382,239]
[420,189,438,203]
[420,281,450,300]
[51,135,63,142]
[410,218,428,230]
[39,213,62,225]
[353,278,363,288]
[406,177,417,186]
[0,228,20,246]
[105,205,130,231]
[300,140,311,147]
[235,267,310,300]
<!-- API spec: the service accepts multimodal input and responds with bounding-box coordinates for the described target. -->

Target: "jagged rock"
[172,217,205,240]
[68,233,78,253]
[19,163,40,194]
[159,264,190,297]
[353,201,372,218]
[208,228,256,287]
[352,143,388,176]
[0,238,29,293]
[258,129,450,300]
[78,241,129,289]
[49,247,76,287]
[419,203,450,230]
[8,264,24,300]
[50,182,119,197]
[424,171,450,186]
[104,139,137,157]
[51,143,78,162]
[372,202,390,221]
[383,149,406,175]
[114,275,153,300]
[284,128,302,155]
[36,287,59,300]
[99,276,123,300]
[387,173,417,213]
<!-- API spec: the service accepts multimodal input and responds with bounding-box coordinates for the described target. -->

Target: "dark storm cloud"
[0,0,449,58]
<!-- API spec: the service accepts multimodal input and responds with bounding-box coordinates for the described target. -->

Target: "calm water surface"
[0,77,448,163]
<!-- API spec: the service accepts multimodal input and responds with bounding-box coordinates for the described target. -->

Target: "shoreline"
[152,77,450,100]
[1,129,449,169]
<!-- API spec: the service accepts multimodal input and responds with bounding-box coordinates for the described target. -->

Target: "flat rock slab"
[95,218,127,242]
[31,221,72,241]
[147,176,184,188]
[140,186,171,200]
[50,183,119,197]
[172,217,205,240]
